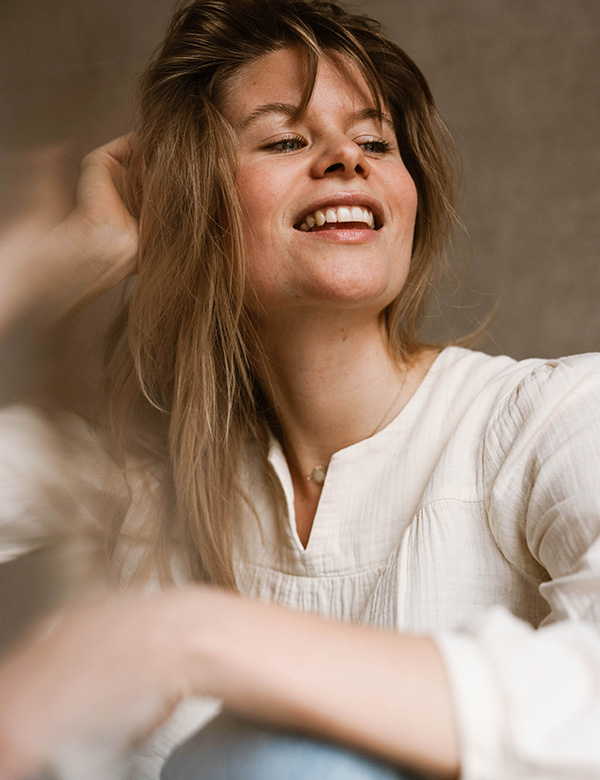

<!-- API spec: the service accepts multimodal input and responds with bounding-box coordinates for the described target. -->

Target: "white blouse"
[1,346,599,780]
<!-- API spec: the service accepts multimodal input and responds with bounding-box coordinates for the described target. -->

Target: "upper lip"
[293,192,385,230]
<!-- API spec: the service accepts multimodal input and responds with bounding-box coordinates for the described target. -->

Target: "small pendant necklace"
[306,464,328,485]
[306,369,408,486]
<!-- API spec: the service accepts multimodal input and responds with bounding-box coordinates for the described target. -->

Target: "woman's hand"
[0,589,195,780]
[0,135,139,336]
[68,134,139,289]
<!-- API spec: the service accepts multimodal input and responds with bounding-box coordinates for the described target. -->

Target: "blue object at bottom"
[161,712,419,780]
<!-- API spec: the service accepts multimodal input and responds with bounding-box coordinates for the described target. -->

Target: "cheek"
[236,165,283,302]
[381,159,419,233]
[398,168,419,220]
[236,163,280,238]
[395,171,419,255]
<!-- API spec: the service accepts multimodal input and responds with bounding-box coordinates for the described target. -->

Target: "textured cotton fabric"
[1,347,599,780]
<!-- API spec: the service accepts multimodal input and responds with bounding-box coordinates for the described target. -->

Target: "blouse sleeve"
[433,354,600,780]
[0,404,130,565]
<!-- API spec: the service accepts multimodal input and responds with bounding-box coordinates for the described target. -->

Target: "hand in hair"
[69,134,139,296]
[0,135,138,338]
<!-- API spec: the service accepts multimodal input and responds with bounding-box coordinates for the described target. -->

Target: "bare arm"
[192,592,460,779]
[0,587,459,780]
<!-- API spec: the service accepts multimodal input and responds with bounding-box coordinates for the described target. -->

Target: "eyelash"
[263,135,306,153]
[360,139,393,155]
[262,134,393,155]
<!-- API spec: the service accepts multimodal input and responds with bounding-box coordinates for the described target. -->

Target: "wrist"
[30,213,135,325]
[169,588,265,706]
[64,208,137,273]
[179,591,304,720]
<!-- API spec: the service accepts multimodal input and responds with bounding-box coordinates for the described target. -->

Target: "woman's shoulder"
[474,350,600,524]
[431,346,600,411]
[471,351,600,582]
[420,348,600,471]
[474,350,600,449]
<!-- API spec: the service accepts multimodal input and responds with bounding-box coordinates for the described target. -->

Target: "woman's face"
[221,47,418,321]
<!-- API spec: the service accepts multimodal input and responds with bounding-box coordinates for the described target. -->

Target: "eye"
[358,138,394,155]
[262,135,306,153]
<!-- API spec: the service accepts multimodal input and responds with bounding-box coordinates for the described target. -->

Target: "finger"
[76,139,136,204]
[89,133,138,169]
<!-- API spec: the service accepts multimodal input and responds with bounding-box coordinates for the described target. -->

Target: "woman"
[0,1,599,779]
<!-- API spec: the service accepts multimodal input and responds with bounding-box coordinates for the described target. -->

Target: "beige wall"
[364,0,600,358]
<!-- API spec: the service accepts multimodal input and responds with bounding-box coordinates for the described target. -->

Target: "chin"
[304,264,404,306]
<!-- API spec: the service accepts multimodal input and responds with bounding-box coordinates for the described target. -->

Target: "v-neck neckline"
[267,346,455,554]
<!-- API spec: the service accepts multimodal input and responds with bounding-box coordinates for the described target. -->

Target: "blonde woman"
[0,1,599,779]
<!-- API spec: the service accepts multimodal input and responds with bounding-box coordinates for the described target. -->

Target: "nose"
[311,134,371,180]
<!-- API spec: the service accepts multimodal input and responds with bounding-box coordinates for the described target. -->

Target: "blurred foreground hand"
[0,590,188,780]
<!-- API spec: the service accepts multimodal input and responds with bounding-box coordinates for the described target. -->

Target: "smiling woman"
[107,0,459,586]
[1,1,600,780]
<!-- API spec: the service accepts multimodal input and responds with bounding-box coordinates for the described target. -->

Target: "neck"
[252,309,420,484]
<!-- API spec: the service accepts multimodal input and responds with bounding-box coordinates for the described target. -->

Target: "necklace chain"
[306,369,408,485]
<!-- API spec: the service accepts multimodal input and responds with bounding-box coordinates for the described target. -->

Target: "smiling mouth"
[294,205,379,232]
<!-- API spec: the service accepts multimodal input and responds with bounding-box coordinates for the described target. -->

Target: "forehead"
[220,47,382,128]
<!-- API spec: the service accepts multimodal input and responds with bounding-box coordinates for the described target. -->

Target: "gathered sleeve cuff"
[435,608,600,780]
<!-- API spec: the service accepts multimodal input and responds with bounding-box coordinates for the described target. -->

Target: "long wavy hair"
[105,0,460,588]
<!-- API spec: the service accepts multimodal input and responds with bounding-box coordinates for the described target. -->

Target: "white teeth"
[337,206,353,222]
[297,205,377,231]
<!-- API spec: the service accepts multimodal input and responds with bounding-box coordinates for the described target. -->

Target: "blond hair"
[105,0,461,588]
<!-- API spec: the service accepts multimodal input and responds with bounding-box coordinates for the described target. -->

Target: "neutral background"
[0,1,599,641]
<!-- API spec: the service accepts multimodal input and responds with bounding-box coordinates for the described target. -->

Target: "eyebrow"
[237,102,298,130]
[237,102,395,133]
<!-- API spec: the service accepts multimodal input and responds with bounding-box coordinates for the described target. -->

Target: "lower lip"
[295,228,379,243]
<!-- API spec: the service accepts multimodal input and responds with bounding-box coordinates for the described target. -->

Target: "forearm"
[192,594,460,779]
[0,215,133,339]
[0,588,460,780]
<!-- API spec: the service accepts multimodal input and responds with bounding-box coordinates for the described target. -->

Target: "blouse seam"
[416,496,484,513]
[237,560,385,579]
[480,369,552,587]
